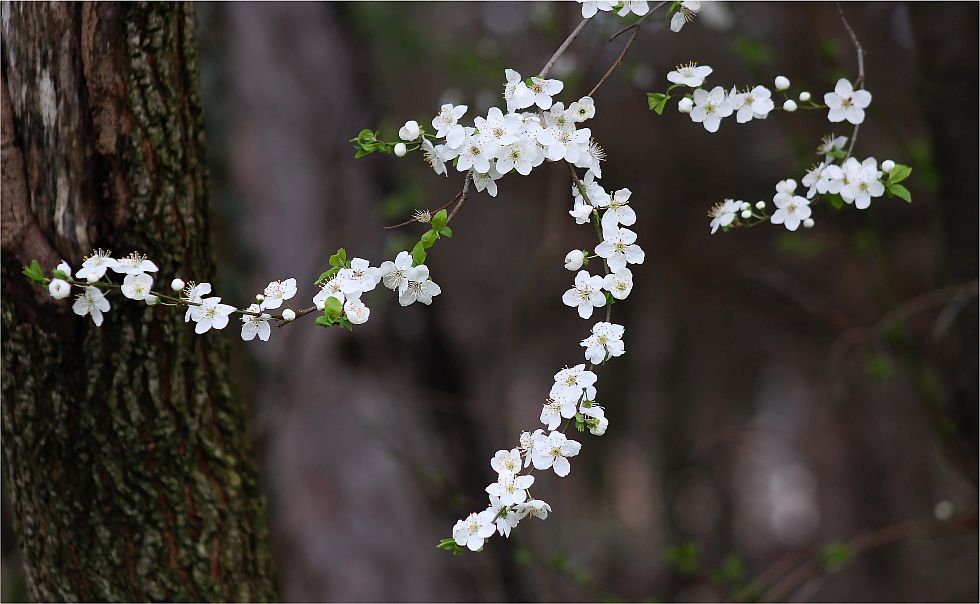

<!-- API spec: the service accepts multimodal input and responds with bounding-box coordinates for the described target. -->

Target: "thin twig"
[588,26,639,97]
[383,188,463,230]
[447,172,472,223]
[836,2,865,158]
[538,17,591,78]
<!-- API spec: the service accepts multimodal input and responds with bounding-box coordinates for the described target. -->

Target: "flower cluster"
[446,83,642,552]
[31,245,444,341]
[576,0,702,33]
[390,72,606,200]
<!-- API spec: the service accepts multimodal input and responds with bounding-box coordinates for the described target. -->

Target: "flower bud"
[774,75,790,91]
[782,99,798,112]
[171,278,185,291]
[881,160,895,172]
[564,249,586,271]
[803,218,815,229]
[398,120,420,141]
[256,294,265,302]
[282,308,296,321]
[755,200,766,210]
[740,210,752,219]
[798,91,811,102]
[145,294,159,306]
[740,201,751,211]
[48,278,71,300]
[677,97,694,113]
[394,143,407,157]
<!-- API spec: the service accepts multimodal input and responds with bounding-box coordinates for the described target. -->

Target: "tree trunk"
[1,2,277,600]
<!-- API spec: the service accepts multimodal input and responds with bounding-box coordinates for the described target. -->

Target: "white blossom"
[337,259,380,297]
[379,251,413,292]
[839,157,884,209]
[531,430,582,477]
[690,86,734,133]
[670,1,701,32]
[121,272,154,301]
[709,198,742,234]
[490,448,523,475]
[577,0,615,18]
[75,249,118,282]
[562,270,606,319]
[72,286,110,326]
[526,77,564,110]
[732,85,774,123]
[48,279,71,300]
[344,297,371,324]
[667,62,712,88]
[486,472,534,507]
[581,322,625,364]
[452,511,496,551]
[618,1,650,17]
[564,249,586,271]
[603,268,634,300]
[580,404,609,436]
[313,278,345,309]
[824,78,872,124]
[56,260,73,279]
[569,96,596,122]
[421,139,448,176]
[817,134,848,162]
[770,194,812,231]
[487,495,521,537]
[261,278,297,310]
[471,165,502,197]
[515,498,552,521]
[595,226,645,272]
[503,68,534,113]
[181,282,212,322]
[191,297,235,334]
[551,364,598,402]
[540,396,577,431]
[599,188,636,230]
[398,120,420,141]
[241,304,272,342]
[112,252,159,276]
[399,265,441,306]
[432,103,468,144]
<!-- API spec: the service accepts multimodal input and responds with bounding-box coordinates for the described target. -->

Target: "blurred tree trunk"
[1,2,277,600]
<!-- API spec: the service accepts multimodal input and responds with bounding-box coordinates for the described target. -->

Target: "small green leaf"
[316,267,339,285]
[431,208,448,230]
[22,260,45,284]
[647,92,669,115]
[437,537,463,556]
[887,183,912,203]
[52,269,70,281]
[886,163,911,185]
[329,248,348,268]
[438,226,453,238]
[664,542,701,574]
[411,241,427,266]
[324,296,343,318]
[314,315,333,328]
[420,229,439,248]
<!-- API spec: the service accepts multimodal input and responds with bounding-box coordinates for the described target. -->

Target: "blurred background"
[4,2,978,601]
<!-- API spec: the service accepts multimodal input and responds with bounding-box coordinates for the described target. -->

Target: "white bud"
[740,210,752,219]
[881,160,896,172]
[282,308,296,321]
[755,200,766,210]
[803,218,815,229]
[564,249,586,271]
[393,142,407,157]
[782,99,798,112]
[48,279,71,300]
[677,97,694,114]
[740,202,751,211]
[798,91,811,102]
[774,75,790,91]
[170,278,185,291]
[145,294,159,306]
[256,294,265,302]
[398,120,420,141]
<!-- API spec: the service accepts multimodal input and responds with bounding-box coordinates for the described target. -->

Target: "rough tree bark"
[1,2,277,600]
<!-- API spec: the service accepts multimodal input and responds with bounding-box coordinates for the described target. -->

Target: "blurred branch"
[836,2,865,158]
[752,512,978,602]
[538,17,591,78]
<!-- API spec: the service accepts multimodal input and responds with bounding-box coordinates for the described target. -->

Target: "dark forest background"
[3,2,977,601]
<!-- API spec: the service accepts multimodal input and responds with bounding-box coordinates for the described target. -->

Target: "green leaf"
[887,183,912,203]
[339,317,354,331]
[329,248,347,268]
[420,229,439,248]
[664,542,701,574]
[826,193,845,210]
[431,208,448,230]
[324,296,343,319]
[52,269,70,281]
[886,163,911,184]
[314,315,332,328]
[438,226,453,238]
[819,542,854,572]
[316,267,339,285]
[437,537,463,556]
[647,92,669,115]
[22,260,45,284]
[411,241,427,266]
